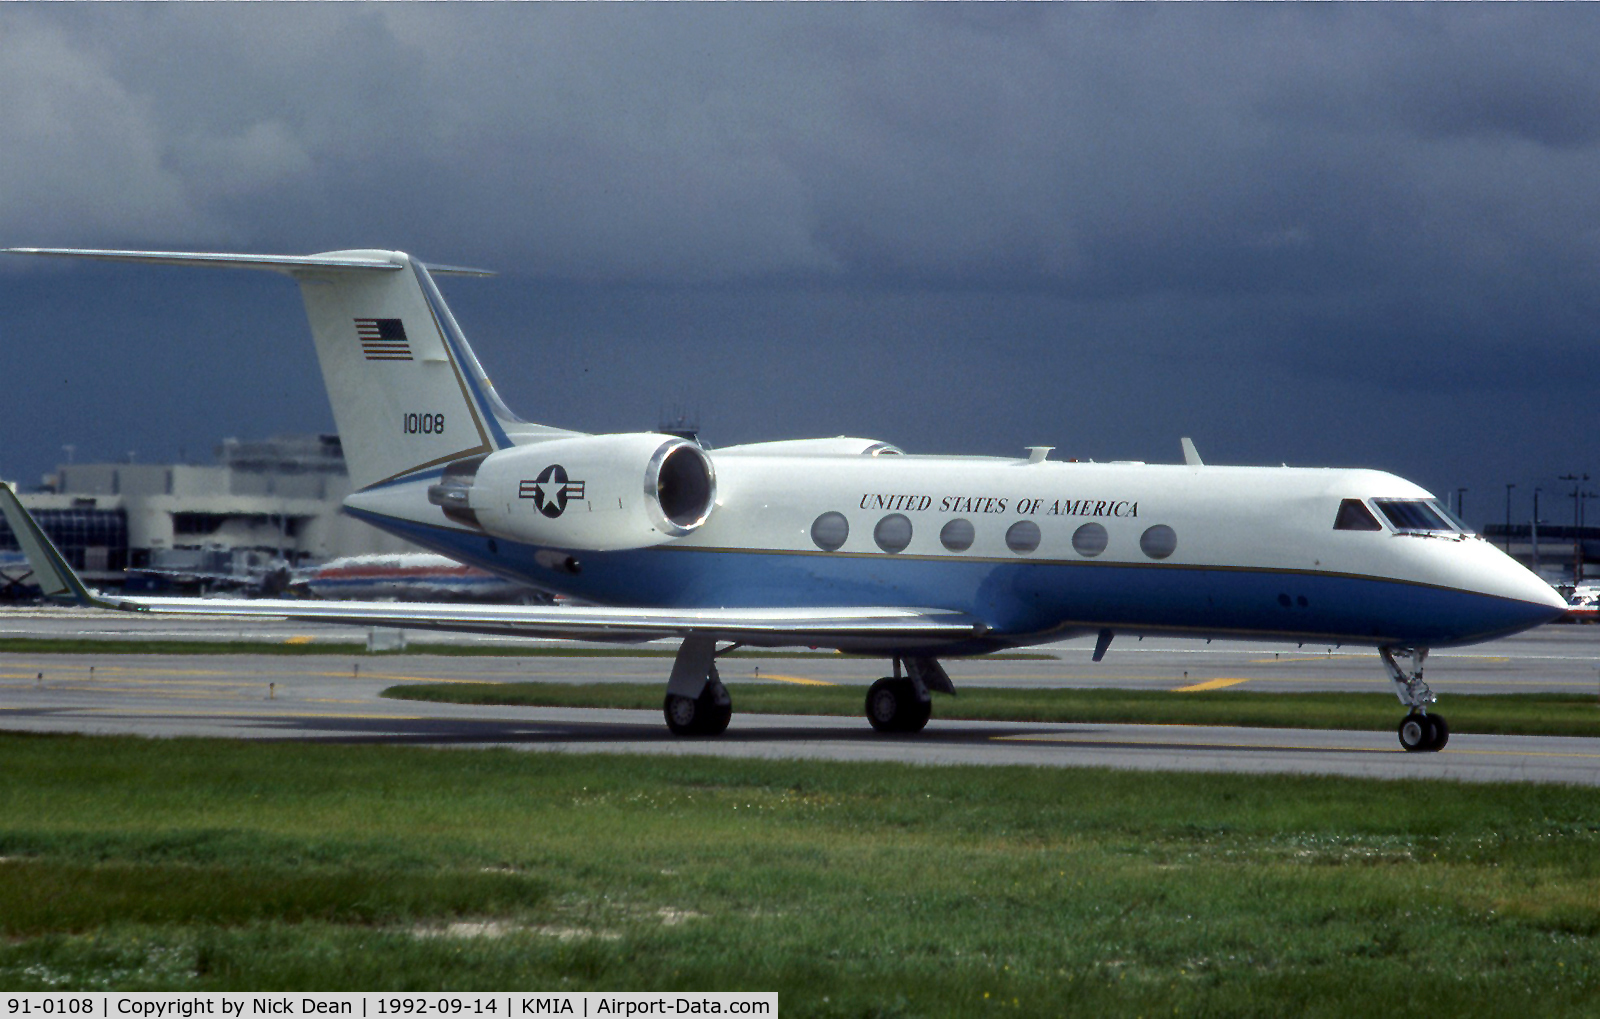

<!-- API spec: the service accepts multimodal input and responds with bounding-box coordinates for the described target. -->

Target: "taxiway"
[2,609,1597,785]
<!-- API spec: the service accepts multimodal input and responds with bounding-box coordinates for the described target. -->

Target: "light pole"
[1560,474,1591,585]
[1532,487,1542,574]
[1455,488,1468,525]
[1582,490,1598,586]
[1504,483,1516,553]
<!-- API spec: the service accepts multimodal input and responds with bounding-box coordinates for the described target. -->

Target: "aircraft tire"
[865,678,903,732]
[865,677,931,734]
[1398,713,1432,753]
[698,680,733,737]
[1427,713,1449,751]
[663,679,732,737]
[664,694,701,736]
[902,694,932,733]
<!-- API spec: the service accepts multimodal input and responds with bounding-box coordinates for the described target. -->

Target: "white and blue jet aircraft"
[0,247,1568,750]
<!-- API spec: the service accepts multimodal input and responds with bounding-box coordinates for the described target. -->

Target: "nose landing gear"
[1398,711,1449,752]
[1382,646,1449,753]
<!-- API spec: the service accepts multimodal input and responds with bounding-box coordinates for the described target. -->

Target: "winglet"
[0,484,117,607]
[1180,437,1204,467]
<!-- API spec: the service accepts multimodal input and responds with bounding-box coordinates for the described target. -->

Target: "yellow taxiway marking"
[757,673,837,687]
[1430,747,1600,761]
[317,671,564,684]
[7,706,433,721]
[991,733,1600,761]
[1174,677,1248,692]
[358,675,485,685]
[284,636,316,645]
[44,685,260,698]
[991,734,1364,753]
[1,664,339,681]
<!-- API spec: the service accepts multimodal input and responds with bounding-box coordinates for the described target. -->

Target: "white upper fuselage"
[345,441,1565,653]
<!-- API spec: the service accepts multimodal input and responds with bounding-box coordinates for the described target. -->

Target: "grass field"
[0,733,1597,1014]
[385,681,1600,739]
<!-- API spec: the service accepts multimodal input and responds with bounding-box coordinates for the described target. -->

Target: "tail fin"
[291,250,556,487]
[3,248,573,488]
[0,483,108,607]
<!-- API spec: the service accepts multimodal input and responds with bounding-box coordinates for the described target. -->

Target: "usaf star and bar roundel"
[519,465,587,518]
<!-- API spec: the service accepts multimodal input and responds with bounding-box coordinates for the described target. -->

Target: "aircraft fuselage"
[345,451,1561,654]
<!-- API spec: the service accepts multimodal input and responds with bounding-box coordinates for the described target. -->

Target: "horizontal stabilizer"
[3,247,404,273]
[3,248,493,276]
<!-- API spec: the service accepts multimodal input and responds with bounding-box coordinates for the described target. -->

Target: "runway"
[2,608,1599,785]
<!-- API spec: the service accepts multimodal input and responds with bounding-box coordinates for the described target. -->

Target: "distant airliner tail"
[2,248,571,489]
[0,483,106,607]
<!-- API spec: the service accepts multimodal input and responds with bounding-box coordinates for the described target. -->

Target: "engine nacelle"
[444,434,716,551]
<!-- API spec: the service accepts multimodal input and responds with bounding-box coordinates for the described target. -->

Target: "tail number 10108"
[404,413,445,435]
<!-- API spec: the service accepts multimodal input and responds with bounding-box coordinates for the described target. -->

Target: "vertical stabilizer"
[290,251,530,487]
[2,247,576,490]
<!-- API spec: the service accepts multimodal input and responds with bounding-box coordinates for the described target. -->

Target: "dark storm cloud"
[1,5,1598,524]
[6,6,1597,289]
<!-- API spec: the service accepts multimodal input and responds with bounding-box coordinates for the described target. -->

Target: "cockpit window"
[1372,498,1462,533]
[1434,502,1472,533]
[1333,499,1383,531]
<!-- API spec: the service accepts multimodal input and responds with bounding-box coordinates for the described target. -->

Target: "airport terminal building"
[0,434,417,594]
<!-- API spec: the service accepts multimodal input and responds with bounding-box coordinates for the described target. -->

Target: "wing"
[0,485,984,650]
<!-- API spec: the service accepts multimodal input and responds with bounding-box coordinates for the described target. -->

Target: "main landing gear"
[661,638,954,738]
[662,636,733,736]
[663,670,732,736]
[864,657,954,734]
[1381,646,1449,753]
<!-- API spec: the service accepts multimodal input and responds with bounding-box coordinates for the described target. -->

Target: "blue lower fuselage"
[350,508,1557,653]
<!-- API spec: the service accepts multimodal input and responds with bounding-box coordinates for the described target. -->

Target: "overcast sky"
[2,4,1598,529]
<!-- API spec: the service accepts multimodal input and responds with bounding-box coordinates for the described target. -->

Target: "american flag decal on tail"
[354,318,412,361]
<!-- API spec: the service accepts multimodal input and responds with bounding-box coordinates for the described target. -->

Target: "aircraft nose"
[1490,558,1569,625]
[1539,580,1571,613]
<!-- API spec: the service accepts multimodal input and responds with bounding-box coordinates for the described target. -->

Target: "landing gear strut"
[657,640,955,738]
[663,635,732,736]
[1381,646,1448,753]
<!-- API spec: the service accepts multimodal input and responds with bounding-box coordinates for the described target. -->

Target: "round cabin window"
[940,518,975,552]
[1140,524,1177,560]
[1005,520,1041,554]
[874,514,913,554]
[811,511,849,552]
[1071,522,1108,557]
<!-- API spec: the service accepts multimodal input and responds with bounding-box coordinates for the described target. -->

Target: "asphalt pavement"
[2,608,1598,785]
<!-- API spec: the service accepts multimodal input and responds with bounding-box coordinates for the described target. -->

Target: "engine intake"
[651,440,716,533]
